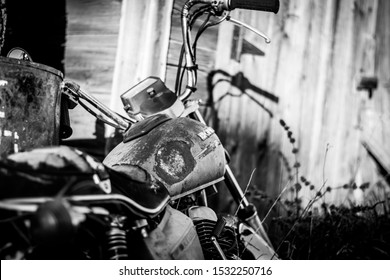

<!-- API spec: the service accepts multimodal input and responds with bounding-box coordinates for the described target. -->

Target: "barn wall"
[65,0,121,139]
[209,0,390,211]
[63,0,389,211]
[65,0,174,139]
[110,0,173,118]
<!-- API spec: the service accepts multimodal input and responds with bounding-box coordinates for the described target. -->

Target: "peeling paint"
[154,140,195,185]
[104,117,225,198]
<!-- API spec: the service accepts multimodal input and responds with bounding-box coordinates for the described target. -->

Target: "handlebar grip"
[229,0,280,14]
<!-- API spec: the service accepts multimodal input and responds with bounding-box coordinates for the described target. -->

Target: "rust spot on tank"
[154,140,195,185]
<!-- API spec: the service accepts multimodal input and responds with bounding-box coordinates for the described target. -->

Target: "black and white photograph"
[0,0,389,277]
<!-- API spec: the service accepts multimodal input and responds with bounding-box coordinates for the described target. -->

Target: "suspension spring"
[194,219,238,259]
[106,226,128,260]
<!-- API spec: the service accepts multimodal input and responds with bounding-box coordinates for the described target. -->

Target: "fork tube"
[191,109,273,247]
[191,109,248,208]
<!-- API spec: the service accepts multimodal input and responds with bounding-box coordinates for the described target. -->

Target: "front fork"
[191,109,273,248]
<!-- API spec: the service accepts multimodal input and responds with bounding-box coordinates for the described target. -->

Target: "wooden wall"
[65,0,173,139]
[65,0,121,139]
[210,0,390,212]
[64,0,389,211]
[109,0,173,118]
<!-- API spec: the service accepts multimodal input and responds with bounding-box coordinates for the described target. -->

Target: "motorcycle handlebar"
[62,80,133,130]
[229,0,280,14]
[179,0,279,100]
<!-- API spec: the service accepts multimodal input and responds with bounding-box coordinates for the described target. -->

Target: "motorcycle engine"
[187,206,248,260]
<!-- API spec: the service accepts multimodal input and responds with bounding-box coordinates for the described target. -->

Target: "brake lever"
[206,10,230,27]
[226,15,271,44]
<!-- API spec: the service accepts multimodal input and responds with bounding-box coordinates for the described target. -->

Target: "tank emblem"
[195,140,221,160]
[197,127,215,141]
[154,140,195,184]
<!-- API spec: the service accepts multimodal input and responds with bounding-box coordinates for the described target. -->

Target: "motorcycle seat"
[0,146,169,219]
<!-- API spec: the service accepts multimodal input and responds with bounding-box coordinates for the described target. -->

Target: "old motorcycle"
[0,0,279,260]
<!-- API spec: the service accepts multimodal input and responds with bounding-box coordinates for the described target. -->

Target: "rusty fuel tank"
[103,117,226,200]
[0,57,63,157]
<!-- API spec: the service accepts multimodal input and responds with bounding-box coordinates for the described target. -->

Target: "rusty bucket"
[0,56,63,157]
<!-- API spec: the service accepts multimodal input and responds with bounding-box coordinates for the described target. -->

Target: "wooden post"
[109,0,174,126]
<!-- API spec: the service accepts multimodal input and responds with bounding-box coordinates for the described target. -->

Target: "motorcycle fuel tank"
[104,116,226,200]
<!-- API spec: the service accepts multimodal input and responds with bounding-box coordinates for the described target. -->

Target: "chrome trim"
[0,193,170,216]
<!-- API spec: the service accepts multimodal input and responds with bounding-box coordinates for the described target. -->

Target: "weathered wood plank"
[212,0,390,209]
[66,0,120,34]
[109,0,173,120]
[64,0,121,139]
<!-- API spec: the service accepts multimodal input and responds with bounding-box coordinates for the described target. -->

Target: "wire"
[178,60,187,96]
[193,12,212,60]
[175,4,212,96]
[174,45,186,95]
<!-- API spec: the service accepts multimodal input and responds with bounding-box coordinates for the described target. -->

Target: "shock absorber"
[106,218,128,260]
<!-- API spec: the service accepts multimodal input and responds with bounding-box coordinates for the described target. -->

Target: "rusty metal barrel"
[0,56,63,157]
